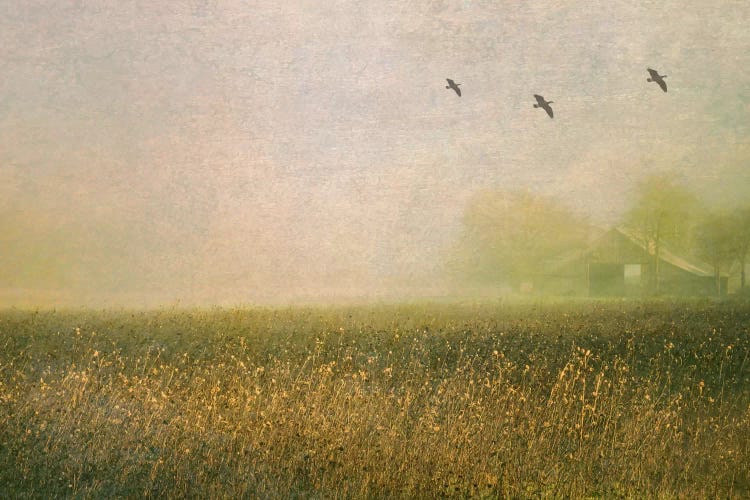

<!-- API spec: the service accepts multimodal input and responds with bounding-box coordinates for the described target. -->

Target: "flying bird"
[533,94,554,118]
[647,68,667,92]
[445,78,462,96]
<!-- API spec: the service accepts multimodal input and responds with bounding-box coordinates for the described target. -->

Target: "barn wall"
[538,229,726,297]
[658,261,724,296]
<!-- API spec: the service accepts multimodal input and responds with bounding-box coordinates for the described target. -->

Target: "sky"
[1,0,749,305]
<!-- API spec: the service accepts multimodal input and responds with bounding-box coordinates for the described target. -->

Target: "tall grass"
[1,300,749,497]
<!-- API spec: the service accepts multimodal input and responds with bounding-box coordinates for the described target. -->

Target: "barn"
[540,227,728,297]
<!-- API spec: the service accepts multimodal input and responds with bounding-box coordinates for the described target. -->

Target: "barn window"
[624,264,641,285]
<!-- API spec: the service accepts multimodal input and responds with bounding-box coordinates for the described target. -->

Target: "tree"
[727,207,750,291]
[623,174,699,294]
[448,189,590,290]
[694,213,734,295]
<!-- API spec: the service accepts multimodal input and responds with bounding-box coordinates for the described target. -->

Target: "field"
[1,300,749,498]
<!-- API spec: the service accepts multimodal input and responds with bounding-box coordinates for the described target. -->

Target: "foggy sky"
[2,0,749,305]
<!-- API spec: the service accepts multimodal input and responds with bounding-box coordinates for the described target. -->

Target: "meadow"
[1,300,749,498]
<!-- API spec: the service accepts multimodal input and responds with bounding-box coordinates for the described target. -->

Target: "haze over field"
[2,1,749,305]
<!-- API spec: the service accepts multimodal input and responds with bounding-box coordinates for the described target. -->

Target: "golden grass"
[1,300,749,498]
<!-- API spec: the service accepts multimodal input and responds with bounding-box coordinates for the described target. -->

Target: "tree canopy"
[622,175,700,293]
[448,189,590,288]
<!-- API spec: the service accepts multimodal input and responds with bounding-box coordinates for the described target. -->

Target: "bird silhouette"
[647,68,667,92]
[445,78,462,97]
[533,94,554,118]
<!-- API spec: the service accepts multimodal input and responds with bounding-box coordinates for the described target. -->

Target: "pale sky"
[1,1,749,304]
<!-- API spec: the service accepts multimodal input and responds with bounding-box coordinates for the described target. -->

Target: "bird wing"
[455,86,461,96]
[545,105,553,118]
[657,79,667,92]
[647,68,659,78]
[446,78,455,86]
[534,94,545,104]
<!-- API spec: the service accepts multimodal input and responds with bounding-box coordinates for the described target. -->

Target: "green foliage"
[449,190,590,287]
[728,207,750,289]
[623,174,700,251]
[622,175,703,294]
[1,302,748,498]
[694,212,736,292]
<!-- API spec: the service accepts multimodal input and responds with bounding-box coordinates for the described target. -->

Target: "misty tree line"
[624,175,749,294]
[693,207,750,292]
[448,174,750,294]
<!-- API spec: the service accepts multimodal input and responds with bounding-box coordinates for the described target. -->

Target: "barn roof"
[544,226,725,278]
[614,227,719,278]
